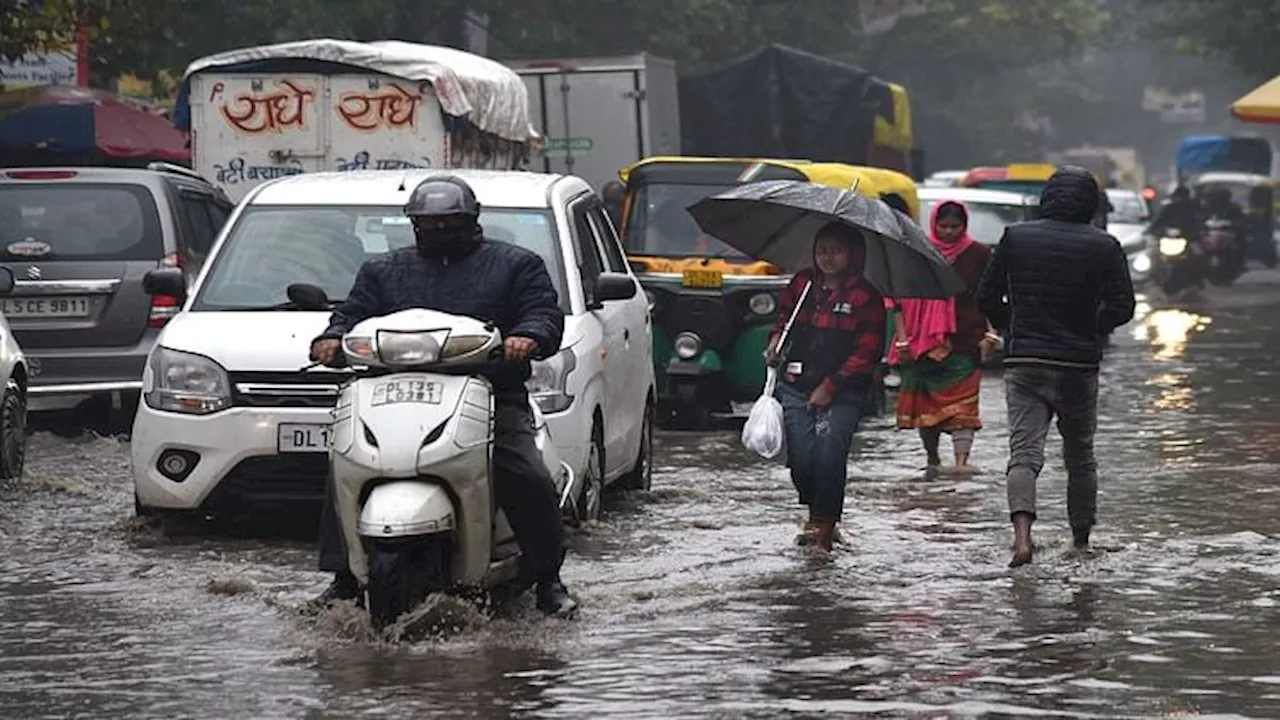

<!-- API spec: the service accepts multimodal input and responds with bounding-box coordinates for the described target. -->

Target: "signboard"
[1142,86,1206,124]
[0,50,76,88]
[542,137,593,156]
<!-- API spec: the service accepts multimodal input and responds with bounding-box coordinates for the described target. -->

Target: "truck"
[506,54,682,193]
[172,39,538,202]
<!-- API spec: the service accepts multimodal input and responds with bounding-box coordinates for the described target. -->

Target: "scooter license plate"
[371,378,444,406]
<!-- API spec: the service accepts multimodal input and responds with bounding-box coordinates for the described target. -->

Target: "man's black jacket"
[977,167,1136,368]
[318,240,564,394]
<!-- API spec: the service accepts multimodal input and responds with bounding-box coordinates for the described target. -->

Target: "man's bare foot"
[1009,512,1034,568]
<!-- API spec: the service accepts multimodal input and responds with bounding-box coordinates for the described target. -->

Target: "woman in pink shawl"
[887,200,996,470]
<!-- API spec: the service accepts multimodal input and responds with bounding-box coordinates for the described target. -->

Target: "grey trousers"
[1003,365,1099,528]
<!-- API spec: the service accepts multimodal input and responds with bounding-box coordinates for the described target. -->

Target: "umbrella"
[1231,75,1280,124]
[686,179,966,299]
[0,85,189,161]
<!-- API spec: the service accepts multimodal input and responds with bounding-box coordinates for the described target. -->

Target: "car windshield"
[193,206,569,312]
[1106,191,1149,224]
[0,183,163,261]
[919,199,1030,245]
[623,183,751,260]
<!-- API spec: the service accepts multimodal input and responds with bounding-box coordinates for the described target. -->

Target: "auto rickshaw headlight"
[748,292,777,316]
[674,332,702,360]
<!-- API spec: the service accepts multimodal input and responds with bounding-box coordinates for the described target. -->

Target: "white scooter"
[294,285,579,627]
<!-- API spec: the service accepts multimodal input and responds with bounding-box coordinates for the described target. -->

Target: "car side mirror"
[0,266,14,296]
[287,283,331,311]
[594,272,638,304]
[143,267,186,298]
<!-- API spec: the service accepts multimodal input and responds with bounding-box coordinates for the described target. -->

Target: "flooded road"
[3,281,1280,719]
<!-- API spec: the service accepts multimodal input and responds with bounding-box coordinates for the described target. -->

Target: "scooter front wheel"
[367,536,451,629]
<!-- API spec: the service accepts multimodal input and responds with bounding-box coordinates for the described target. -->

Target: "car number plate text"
[1,296,91,318]
[278,423,332,453]
[371,379,443,406]
[681,269,724,289]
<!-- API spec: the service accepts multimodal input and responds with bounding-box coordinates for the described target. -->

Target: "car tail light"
[149,252,187,328]
[5,170,78,180]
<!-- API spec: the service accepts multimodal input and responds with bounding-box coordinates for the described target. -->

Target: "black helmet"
[404,175,480,220]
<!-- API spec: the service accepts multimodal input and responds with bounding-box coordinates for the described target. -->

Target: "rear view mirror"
[143,267,186,298]
[594,272,638,303]
[287,283,331,311]
[0,267,14,296]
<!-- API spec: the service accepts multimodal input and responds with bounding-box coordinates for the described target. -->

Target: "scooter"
[1200,216,1244,286]
[291,284,580,628]
[1148,226,1204,295]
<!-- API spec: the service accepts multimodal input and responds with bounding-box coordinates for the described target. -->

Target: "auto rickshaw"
[617,157,887,429]
[1190,171,1279,268]
[960,163,1056,196]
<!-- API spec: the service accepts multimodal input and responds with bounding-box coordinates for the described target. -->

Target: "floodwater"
[3,278,1280,719]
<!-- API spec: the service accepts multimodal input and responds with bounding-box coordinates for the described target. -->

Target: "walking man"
[977,166,1136,567]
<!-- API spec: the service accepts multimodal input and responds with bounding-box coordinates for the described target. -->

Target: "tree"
[1138,0,1280,82]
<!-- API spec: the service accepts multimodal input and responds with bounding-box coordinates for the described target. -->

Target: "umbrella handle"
[775,280,813,351]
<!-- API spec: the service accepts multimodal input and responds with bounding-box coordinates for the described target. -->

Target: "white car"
[1105,187,1154,284]
[130,170,655,525]
[916,187,1039,244]
[0,266,29,480]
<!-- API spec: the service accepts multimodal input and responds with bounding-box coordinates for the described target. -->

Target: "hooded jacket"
[977,166,1136,368]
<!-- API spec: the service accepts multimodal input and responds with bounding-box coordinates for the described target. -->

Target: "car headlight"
[748,292,777,316]
[1131,252,1152,274]
[376,330,442,366]
[673,332,702,360]
[144,347,231,415]
[1159,236,1188,256]
[527,348,576,414]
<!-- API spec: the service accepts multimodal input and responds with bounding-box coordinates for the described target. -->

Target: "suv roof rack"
[146,161,205,182]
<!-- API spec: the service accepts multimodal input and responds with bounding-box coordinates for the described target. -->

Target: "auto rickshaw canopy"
[618,156,890,275]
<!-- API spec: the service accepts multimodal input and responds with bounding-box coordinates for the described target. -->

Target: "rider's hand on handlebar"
[310,338,341,366]
[504,336,538,362]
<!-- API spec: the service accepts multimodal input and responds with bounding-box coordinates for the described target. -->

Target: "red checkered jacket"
[773,268,885,396]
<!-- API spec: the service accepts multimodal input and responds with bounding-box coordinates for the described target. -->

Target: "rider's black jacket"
[318,240,564,395]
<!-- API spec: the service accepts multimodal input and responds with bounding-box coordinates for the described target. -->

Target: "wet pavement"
[3,277,1280,719]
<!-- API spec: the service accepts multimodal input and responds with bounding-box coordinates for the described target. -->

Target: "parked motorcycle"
[292,284,580,628]
[1148,227,1204,295]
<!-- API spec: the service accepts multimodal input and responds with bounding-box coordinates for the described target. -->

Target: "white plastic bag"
[742,368,785,459]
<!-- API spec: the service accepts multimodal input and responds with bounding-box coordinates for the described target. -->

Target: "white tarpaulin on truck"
[181,38,535,142]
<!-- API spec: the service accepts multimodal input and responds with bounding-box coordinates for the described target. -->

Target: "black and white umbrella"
[687,179,965,299]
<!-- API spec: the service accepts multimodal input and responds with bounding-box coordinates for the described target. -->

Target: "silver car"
[0,266,30,479]
[0,165,233,427]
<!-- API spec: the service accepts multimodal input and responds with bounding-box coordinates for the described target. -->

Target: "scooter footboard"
[358,481,455,539]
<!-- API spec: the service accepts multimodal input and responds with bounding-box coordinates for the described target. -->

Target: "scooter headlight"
[673,332,702,360]
[343,335,376,363]
[440,333,493,359]
[748,292,777,316]
[376,330,441,366]
[1159,236,1188,257]
[1131,252,1152,274]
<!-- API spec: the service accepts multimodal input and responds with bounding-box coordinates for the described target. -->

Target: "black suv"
[0,163,234,424]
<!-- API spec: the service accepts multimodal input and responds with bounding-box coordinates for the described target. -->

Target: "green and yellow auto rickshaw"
[617,156,890,429]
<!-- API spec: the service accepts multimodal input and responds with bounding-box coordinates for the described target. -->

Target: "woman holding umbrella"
[764,222,886,550]
[887,200,996,471]
[688,179,967,551]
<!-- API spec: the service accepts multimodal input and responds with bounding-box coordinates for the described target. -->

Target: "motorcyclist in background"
[1149,185,1197,238]
[1196,186,1248,272]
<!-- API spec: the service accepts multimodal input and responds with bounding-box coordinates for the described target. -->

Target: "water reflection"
[1142,309,1211,360]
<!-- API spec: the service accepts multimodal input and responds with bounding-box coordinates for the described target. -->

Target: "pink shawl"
[886,200,975,364]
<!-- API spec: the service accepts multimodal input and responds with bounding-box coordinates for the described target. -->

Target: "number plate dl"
[371,379,443,406]
[681,269,724,289]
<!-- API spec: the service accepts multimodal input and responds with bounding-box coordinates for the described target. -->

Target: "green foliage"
[1138,0,1280,81]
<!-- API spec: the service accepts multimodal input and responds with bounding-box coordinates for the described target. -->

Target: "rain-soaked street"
[3,278,1280,719]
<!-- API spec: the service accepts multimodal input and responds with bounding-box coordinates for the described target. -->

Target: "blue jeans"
[777,382,866,522]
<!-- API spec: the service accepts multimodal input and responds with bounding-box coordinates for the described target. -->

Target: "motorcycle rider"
[1197,186,1248,272]
[308,175,578,618]
[1149,185,1197,239]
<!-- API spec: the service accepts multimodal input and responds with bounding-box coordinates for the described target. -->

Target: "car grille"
[203,454,329,508]
[230,371,348,409]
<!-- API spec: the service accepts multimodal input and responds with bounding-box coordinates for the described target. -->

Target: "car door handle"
[624,329,630,341]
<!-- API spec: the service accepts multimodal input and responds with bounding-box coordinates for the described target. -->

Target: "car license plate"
[682,269,724,289]
[371,379,443,406]
[0,296,90,318]
[278,423,332,453]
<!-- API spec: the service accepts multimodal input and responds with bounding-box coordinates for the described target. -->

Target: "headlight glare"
[1159,237,1188,257]
[144,347,231,415]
